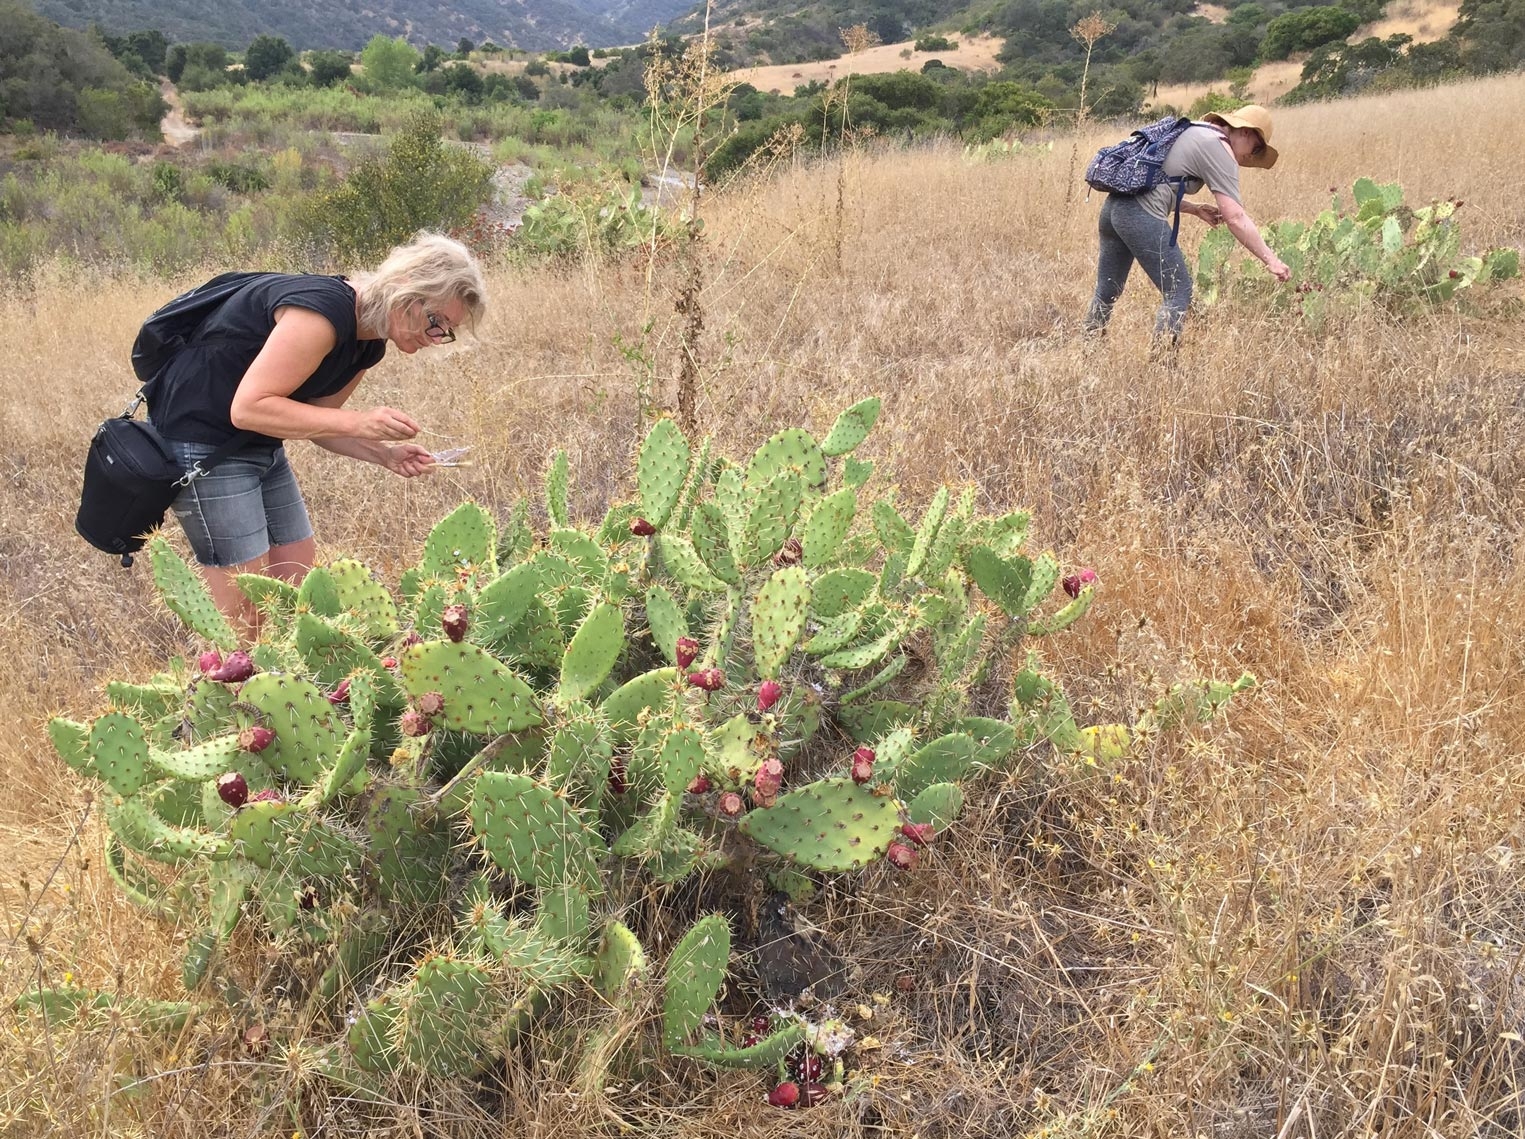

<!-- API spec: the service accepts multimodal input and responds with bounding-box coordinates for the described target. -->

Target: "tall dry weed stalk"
[1066,12,1116,205]
[640,3,733,435]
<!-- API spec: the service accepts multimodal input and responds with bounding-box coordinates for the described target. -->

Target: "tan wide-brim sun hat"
[1203,104,1279,169]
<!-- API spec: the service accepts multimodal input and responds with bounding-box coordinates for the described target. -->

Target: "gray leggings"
[1084,195,1192,339]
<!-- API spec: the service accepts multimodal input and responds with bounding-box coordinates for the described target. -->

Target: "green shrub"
[914,34,958,51]
[1260,7,1363,61]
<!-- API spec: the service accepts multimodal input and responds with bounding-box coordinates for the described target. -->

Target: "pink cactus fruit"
[216,771,249,808]
[802,1082,828,1106]
[248,788,283,805]
[767,1081,801,1108]
[850,746,876,784]
[757,680,782,713]
[381,656,399,670]
[751,1015,771,1033]
[718,791,745,818]
[687,667,725,692]
[686,774,713,795]
[885,841,919,870]
[1062,568,1098,599]
[629,516,657,537]
[238,725,275,754]
[197,649,223,675]
[789,1051,824,1081]
[210,650,255,683]
[675,636,700,670]
[327,678,351,705]
[399,709,431,737]
[416,691,446,718]
[753,757,784,807]
[900,821,936,847]
[441,604,469,643]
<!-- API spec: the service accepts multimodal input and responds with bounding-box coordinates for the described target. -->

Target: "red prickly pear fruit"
[885,841,919,870]
[772,537,803,566]
[609,758,629,795]
[399,709,431,737]
[802,1082,828,1106]
[686,774,713,795]
[757,680,782,712]
[381,656,399,670]
[1062,568,1098,599]
[753,757,784,806]
[401,631,424,647]
[238,726,275,754]
[687,667,725,692]
[216,771,249,808]
[299,885,319,910]
[327,678,351,705]
[900,821,936,847]
[718,791,745,817]
[850,746,875,784]
[751,1014,771,1033]
[441,604,469,643]
[248,788,283,805]
[767,1082,801,1108]
[198,649,223,675]
[629,516,657,537]
[416,691,445,718]
[675,636,700,670]
[1449,269,1461,279]
[210,651,255,683]
[798,1054,824,1081]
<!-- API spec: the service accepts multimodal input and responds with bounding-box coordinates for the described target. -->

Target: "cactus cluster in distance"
[34,399,1254,1096]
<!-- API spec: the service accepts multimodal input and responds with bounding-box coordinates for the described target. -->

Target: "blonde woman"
[1083,104,1290,343]
[142,232,486,626]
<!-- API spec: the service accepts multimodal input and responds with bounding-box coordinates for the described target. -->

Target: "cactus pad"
[656,534,728,593]
[601,667,677,738]
[558,601,625,705]
[906,782,964,828]
[895,732,980,798]
[740,469,802,568]
[421,502,497,579]
[87,712,156,797]
[819,396,882,456]
[399,641,542,734]
[638,417,691,529]
[752,567,811,680]
[237,674,344,784]
[149,734,244,781]
[739,778,901,870]
[469,771,605,889]
[801,488,856,567]
[746,427,825,490]
[148,537,237,649]
[107,795,232,863]
[661,914,731,1047]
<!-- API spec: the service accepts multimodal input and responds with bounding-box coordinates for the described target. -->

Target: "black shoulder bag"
[75,389,256,568]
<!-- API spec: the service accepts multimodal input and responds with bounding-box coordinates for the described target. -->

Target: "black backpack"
[78,273,263,566]
[131,270,265,387]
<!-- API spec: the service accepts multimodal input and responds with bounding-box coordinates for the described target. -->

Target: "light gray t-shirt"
[1140,123,1242,222]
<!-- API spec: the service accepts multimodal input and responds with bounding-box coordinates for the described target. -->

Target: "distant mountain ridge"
[25,0,701,51]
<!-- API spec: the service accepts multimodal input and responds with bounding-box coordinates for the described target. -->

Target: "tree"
[566,45,591,66]
[307,50,354,87]
[244,35,294,81]
[1260,7,1362,61]
[127,30,168,74]
[457,38,475,56]
[442,62,484,100]
[166,42,228,85]
[418,44,446,72]
[302,111,494,262]
[360,35,420,90]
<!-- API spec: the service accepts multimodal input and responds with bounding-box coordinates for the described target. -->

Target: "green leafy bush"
[915,35,958,52]
[1260,6,1363,61]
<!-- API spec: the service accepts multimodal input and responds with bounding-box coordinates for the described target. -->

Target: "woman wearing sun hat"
[1083,104,1290,343]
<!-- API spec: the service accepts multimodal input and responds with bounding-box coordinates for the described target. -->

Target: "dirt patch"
[157,81,198,148]
[729,34,1005,95]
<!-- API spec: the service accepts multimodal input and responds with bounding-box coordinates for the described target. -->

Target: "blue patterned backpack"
[1084,115,1195,243]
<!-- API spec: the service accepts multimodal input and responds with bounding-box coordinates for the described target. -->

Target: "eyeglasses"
[425,312,456,343]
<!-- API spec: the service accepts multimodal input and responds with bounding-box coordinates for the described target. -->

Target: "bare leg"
[199,536,315,639]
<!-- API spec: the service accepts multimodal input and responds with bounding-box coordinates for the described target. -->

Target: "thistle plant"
[34,402,1254,1100]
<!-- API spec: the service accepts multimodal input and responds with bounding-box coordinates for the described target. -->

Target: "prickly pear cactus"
[45,400,1254,1093]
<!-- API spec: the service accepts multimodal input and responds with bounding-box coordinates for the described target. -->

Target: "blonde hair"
[353,232,487,339]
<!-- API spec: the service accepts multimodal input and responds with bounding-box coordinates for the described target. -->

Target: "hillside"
[26,0,697,50]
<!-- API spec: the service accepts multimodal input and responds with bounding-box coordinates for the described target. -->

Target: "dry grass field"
[729,34,1006,95]
[4,73,1525,1137]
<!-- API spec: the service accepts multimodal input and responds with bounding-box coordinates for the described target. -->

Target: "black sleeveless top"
[146,274,386,447]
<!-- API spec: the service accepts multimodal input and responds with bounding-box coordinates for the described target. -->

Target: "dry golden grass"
[4,72,1525,1137]
[728,34,1006,95]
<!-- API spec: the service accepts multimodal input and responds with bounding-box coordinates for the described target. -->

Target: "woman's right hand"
[1265,257,1292,283]
[354,406,420,440]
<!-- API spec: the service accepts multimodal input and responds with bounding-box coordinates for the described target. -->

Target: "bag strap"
[1168,178,1188,247]
[121,387,260,486]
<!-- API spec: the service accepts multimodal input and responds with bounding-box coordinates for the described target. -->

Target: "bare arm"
[1214,192,1290,281]
[228,307,420,441]
[307,371,437,477]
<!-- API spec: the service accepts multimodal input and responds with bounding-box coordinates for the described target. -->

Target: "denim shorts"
[163,438,314,568]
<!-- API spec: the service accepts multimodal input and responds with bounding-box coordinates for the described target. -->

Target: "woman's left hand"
[382,443,437,478]
[1197,204,1223,227]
